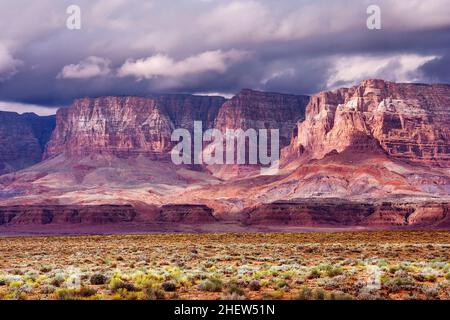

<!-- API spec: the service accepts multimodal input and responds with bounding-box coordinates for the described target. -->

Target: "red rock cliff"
[44,91,308,161]
[44,95,225,159]
[286,79,450,166]
[215,89,309,147]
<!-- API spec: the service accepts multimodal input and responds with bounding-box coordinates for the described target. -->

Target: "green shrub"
[389,265,401,274]
[145,286,165,300]
[109,278,137,293]
[263,289,284,300]
[383,276,416,293]
[307,269,321,279]
[326,266,343,278]
[276,280,289,289]
[198,278,223,292]
[40,266,52,273]
[55,288,76,300]
[226,281,244,295]
[328,291,353,300]
[221,292,246,300]
[424,274,437,282]
[297,287,348,300]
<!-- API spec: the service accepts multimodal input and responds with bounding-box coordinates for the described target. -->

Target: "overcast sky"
[0,0,449,114]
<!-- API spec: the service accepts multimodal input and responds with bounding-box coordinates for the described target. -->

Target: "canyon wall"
[285,80,450,166]
[215,89,309,147]
[0,111,55,175]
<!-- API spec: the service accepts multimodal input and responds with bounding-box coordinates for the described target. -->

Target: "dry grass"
[0,231,449,300]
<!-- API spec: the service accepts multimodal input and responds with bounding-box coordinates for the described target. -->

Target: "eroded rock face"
[244,199,450,228]
[209,90,308,177]
[157,204,217,224]
[286,80,450,166]
[43,91,308,173]
[0,205,137,225]
[215,89,309,147]
[157,94,225,133]
[44,97,174,159]
[244,199,375,226]
[0,111,55,175]
[44,95,226,160]
[365,201,450,226]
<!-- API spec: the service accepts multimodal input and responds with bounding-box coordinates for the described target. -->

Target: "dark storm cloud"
[420,55,450,84]
[0,0,449,113]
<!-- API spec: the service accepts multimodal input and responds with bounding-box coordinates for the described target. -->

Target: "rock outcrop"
[244,199,450,228]
[0,111,55,175]
[157,204,217,224]
[285,80,450,167]
[243,199,374,226]
[0,205,137,225]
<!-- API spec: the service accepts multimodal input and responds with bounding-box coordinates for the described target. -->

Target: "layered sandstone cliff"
[215,89,309,147]
[157,204,217,224]
[157,94,225,133]
[0,204,218,227]
[0,111,55,175]
[244,199,450,228]
[44,97,177,159]
[208,90,308,177]
[0,205,137,225]
[44,95,226,159]
[43,91,308,170]
[285,80,450,166]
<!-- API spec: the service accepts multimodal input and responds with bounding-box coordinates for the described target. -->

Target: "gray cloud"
[0,0,448,112]
[0,45,21,80]
[420,54,450,84]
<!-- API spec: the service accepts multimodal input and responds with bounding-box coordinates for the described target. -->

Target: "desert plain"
[0,231,449,300]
